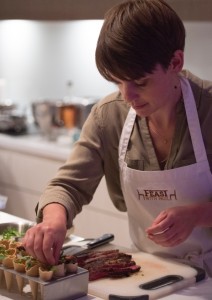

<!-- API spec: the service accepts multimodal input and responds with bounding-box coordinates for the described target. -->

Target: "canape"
[39,265,55,281]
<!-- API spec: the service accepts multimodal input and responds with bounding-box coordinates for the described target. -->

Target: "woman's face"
[113,63,181,117]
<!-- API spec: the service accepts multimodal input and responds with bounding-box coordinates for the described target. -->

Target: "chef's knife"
[62,233,114,255]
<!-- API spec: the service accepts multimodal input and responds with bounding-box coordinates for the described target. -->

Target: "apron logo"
[137,189,177,201]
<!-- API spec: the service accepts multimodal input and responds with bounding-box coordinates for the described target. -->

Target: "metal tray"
[0,218,89,299]
[0,265,89,300]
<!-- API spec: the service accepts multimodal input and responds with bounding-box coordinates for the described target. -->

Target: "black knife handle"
[109,295,149,300]
[192,266,206,282]
[140,275,183,290]
[86,233,114,249]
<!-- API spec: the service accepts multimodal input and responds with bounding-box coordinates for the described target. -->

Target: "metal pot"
[0,103,16,112]
[0,114,27,134]
[31,100,61,140]
[32,100,60,127]
[58,96,98,129]
[0,101,27,134]
[32,97,98,136]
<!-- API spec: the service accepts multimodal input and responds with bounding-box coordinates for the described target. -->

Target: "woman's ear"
[170,50,184,72]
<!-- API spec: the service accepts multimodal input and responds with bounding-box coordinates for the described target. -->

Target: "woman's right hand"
[22,203,67,265]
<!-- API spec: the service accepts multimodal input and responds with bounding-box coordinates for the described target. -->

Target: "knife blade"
[62,233,114,256]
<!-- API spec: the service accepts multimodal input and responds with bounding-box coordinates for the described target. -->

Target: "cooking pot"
[0,102,16,112]
[0,114,27,134]
[32,97,98,137]
[0,101,27,134]
[31,100,61,140]
[59,96,98,129]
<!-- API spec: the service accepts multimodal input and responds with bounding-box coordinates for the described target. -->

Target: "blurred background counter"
[0,131,131,249]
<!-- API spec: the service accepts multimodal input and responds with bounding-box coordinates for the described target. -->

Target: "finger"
[23,229,56,265]
[151,232,184,247]
[146,221,173,236]
[42,233,57,265]
[147,225,175,242]
[32,230,49,264]
[22,230,36,258]
[151,210,168,225]
[53,242,63,264]
[35,229,55,264]
[151,227,170,236]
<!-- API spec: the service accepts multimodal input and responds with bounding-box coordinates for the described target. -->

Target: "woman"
[23,0,212,277]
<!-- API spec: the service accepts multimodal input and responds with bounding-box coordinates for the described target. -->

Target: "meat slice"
[76,249,141,281]
[89,264,141,280]
[76,249,119,263]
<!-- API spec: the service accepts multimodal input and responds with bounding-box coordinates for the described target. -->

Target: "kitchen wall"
[0,20,116,106]
[0,19,212,107]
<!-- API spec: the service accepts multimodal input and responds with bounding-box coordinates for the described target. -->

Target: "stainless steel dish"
[31,97,98,139]
[31,100,61,140]
[0,222,34,237]
[0,221,74,240]
[0,103,16,112]
[0,101,27,134]
[0,114,27,134]
[0,219,89,300]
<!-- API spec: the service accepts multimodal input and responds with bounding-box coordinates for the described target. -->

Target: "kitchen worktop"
[0,211,32,224]
[0,212,211,300]
[0,212,102,300]
[0,132,72,161]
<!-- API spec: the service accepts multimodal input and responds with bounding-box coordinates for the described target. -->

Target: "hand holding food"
[22,203,67,265]
[146,205,198,247]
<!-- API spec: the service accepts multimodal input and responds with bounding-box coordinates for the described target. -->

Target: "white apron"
[119,77,212,275]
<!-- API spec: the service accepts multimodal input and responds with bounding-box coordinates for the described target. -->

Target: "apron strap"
[180,77,208,163]
[119,107,136,168]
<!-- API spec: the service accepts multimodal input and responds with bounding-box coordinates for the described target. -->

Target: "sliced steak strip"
[76,249,141,281]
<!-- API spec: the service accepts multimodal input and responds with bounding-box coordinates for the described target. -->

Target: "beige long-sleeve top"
[36,70,212,228]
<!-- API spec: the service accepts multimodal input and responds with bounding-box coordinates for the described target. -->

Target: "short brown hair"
[95,0,185,81]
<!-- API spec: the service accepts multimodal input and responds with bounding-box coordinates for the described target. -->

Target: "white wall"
[0,20,116,105]
[0,20,212,107]
[184,22,212,80]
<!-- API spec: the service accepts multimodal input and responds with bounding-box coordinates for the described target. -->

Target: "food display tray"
[0,265,89,300]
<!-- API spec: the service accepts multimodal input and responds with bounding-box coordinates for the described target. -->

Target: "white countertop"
[0,212,100,300]
[0,133,72,161]
[1,208,211,300]
[0,211,33,224]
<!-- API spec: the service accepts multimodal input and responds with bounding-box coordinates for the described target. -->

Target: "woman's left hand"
[145,205,198,247]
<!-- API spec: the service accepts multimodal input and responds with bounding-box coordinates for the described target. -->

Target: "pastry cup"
[13,259,26,273]
[0,240,10,249]
[6,248,16,256]
[53,263,65,277]
[66,262,78,273]
[25,264,39,277]
[9,241,22,249]
[64,254,78,273]
[4,270,13,291]
[0,269,4,287]
[25,257,40,277]
[0,244,6,251]
[39,267,54,281]
[28,279,38,300]
[2,255,15,268]
[16,274,25,293]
